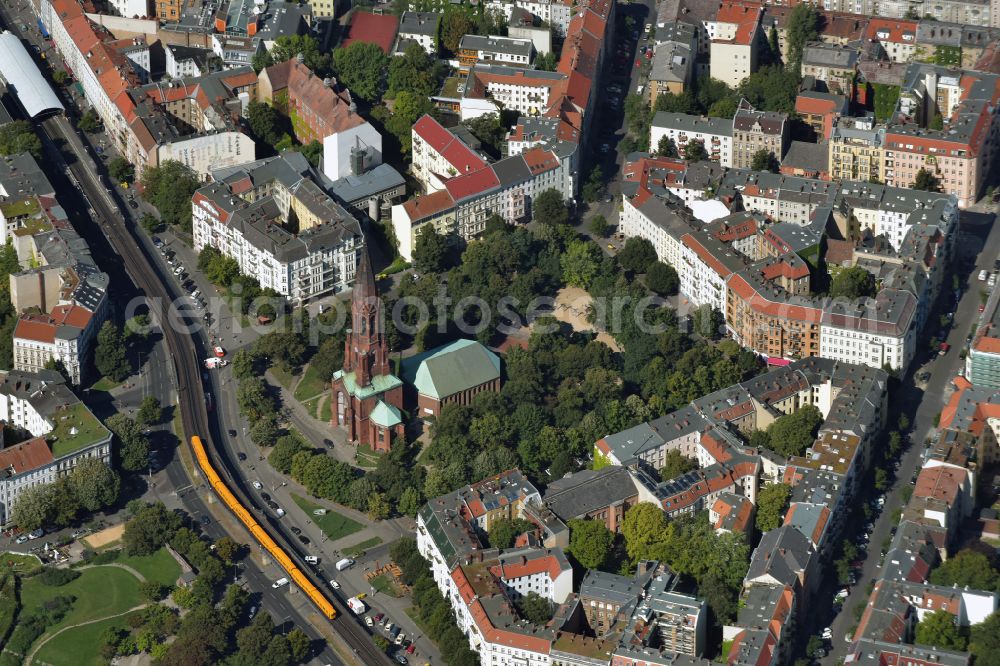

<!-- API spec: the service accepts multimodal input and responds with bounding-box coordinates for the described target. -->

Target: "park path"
[24,563,150,665]
[76,562,148,582]
[25,603,150,665]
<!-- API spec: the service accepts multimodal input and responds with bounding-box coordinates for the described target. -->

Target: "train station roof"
[0,31,64,119]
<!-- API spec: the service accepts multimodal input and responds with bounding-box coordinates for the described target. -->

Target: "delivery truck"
[347,596,366,615]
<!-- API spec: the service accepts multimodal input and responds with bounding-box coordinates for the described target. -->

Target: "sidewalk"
[266,369,360,466]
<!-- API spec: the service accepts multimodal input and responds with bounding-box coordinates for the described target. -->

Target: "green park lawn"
[344,536,382,559]
[270,365,298,390]
[290,493,363,542]
[20,565,144,639]
[369,571,403,598]
[293,363,329,402]
[33,610,144,666]
[118,548,181,587]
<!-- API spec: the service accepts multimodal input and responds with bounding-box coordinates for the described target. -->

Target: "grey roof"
[399,11,441,37]
[847,639,970,666]
[328,164,406,205]
[802,41,859,70]
[543,467,639,521]
[579,569,645,606]
[0,152,55,199]
[0,31,63,119]
[649,41,692,85]
[780,141,829,173]
[459,34,534,59]
[492,152,533,187]
[746,525,815,587]
[254,2,312,43]
[0,369,78,420]
[652,111,733,137]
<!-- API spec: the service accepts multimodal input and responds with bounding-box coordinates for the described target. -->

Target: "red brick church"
[330,252,404,452]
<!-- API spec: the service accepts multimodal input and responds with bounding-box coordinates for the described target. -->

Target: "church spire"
[344,248,390,388]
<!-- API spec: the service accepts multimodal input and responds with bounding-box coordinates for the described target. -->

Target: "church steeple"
[343,249,390,388]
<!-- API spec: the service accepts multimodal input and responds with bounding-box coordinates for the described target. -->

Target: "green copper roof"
[401,339,500,400]
[370,400,403,428]
[332,369,403,400]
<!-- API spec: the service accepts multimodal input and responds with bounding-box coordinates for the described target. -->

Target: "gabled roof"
[402,339,501,399]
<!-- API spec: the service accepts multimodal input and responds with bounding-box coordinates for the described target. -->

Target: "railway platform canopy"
[0,30,63,119]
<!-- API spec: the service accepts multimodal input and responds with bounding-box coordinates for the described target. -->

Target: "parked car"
[330,579,341,590]
[261,493,271,502]
[252,481,262,489]
[290,526,301,535]
[15,535,28,544]
[213,346,226,358]
[28,528,44,540]
[298,535,310,545]
[365,616,374,627]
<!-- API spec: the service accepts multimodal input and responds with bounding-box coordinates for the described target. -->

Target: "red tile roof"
[714,1,762,45]
[341,12,399,53]
[402,190,455,221]
[0,436,53,475]
[913,465,967,506]
[444,166,500,202]
[865,18,917,44]
[413,115,488,176]
[14,305,94,344]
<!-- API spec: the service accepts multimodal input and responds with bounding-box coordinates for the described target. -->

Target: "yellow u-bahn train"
[190,436,336,619]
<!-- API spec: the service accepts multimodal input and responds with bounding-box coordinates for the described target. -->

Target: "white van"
[272,577,289,589]
[335,558,354,571]
[305,555,319,564]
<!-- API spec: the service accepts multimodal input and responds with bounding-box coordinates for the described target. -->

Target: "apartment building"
[800,42,858,94]
[732,104,788,169]
[829,115,885,182]
[0,369,112,525]
[461,64,566,119]
[650,112,734,167]
[258,59,382,181]
[458,35,535,72]
[795,91,849,140]
[708,2,763,88]
[192,153,362,304]
[647,22,697,106]
[395,11,440,55]
[866,18,919,62]
[882,64,1000,208]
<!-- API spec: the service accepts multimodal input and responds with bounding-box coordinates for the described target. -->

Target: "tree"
[286,628,311,663]
[140,161,200,232]
[561,239,602,289]
[657,135,678,158]
[77,110,101,133]
[246,101,285,147]
[567,519,614,569]
[0,121,42,158]
[384,91,435,153]
[913,168,942,192]
[256,331,307,372]
[829,266,876,299]
[755,483,792,533]
[333,42,389,102]
[930,549,1000,591]
[108,157,134,184]
[750,149,778,173]
[441,8,473,53]
[617,237,658,273]
[582,166,605,203]
[299,140,323,168]
[397,486,423,517]
[690,305,725,340]
[106,414,150,472]
[137,395,163,426]
[388,42,445,98]
[488,517,535,549]
[765,405,824,458]
[653,91,698,114]
[413,225,450,275]
[622,502,667,561]
[516,592,553,624]
[269,34,331,76]
[768,25,781,63]
[785,3,820,69]
[123,502,181,556]
[684,140,707,162]
[52,70,68,86]
[589,214,610,238]
[68,458,120,512]
[970,610,1000,665]
[645,261,679,296]
[658,450,698,482]
[536,51,557,71]
[214,536,240,563]
[11,484,55,530]
[367,492,391,520]
[94,321,130,382]
[915,609,967,650]
[533,188,569,225]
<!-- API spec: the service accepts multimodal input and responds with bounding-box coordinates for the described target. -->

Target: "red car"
[406,644,416,655]
[374,613,385,623]
[980,304,986,312]
[214,345,226,358]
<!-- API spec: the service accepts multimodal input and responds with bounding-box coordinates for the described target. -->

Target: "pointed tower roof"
[353,248,377,304]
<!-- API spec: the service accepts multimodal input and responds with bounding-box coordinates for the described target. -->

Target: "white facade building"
[108,0,148,17]
[322,122,383,182]
[650,112,734,168]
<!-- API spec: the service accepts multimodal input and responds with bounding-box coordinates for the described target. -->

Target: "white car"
[980,269,988,281]
[365,616,374,627]
[329,579,341,590]
[305,555,319,564]
[253,481,262,490]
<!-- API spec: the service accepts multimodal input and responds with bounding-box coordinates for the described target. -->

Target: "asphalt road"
[819,209,1000,663]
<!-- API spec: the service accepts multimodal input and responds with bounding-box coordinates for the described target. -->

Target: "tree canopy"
[0,121,42,159]
[140,161,201,232]
[785,3,820,69]
[929,549,1000,591]
[332,42,389,102]
[755,483,792,533]
[762,405,824,458]
[95,320,131,382]
[533,188,569,225]
[567,519,614,569]
[829,266,876,299]
[915,609,967,651]
[617,237,658,274]
[913,168,942,192]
